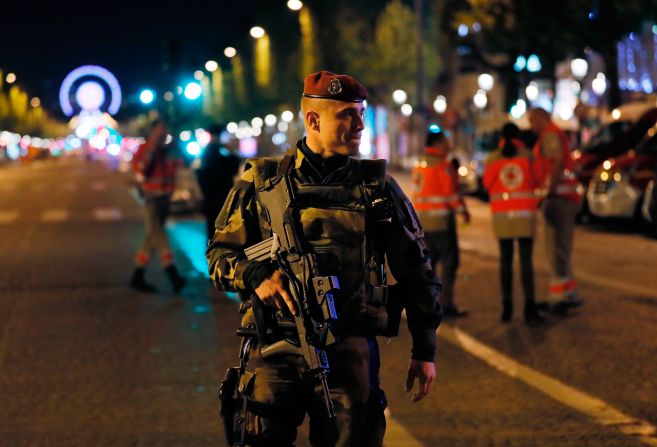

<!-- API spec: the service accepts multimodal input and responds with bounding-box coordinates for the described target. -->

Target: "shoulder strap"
[358,159,387,187]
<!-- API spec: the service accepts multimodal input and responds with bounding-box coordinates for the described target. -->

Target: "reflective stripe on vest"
[417,209,453,217]
[413,194,460,204]
[490,191,538,201]
[492,210,536,219]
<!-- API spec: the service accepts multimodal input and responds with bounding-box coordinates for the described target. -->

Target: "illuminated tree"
[338,0,442,102]
[443,0,656,107]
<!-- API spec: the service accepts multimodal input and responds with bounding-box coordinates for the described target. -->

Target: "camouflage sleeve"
[205,163,265,293]
[384,176,443,362]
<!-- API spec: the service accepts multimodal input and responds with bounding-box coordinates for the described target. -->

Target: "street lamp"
[477,73,494,92]
[526,54,542,73]
[224,47,237,58]
[392,89,407,105]
[264,114,277,127]
[163,91,174,102]
[250,26,265,39]
[287,0,303,10]
[183,82,202,100]
[571,58,589,80]
[6,73,16,84]
[433,95,447,114]
[525,81,539,102]
[205,60,218,72]
[139,89,155,105]
[473,89,488,109]
[592,73,607,96]
[281,110,294,123]
[400,103,413,116]
[194,70,205,81]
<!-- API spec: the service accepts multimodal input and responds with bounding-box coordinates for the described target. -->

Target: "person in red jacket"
[130,120,186,293]
[412,130,470,317]
[529,108,584,313]
[484,123,545,323]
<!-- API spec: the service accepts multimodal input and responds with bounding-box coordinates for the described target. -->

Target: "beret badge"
[328,78,342,95]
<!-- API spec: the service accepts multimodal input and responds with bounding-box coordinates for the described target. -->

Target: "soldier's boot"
[501,299,513,323]
[130,267,157,293]
[165,265,187,293]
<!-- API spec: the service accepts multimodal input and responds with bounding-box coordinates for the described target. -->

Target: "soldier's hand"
[254,270,297,316]
[405,359,436,402]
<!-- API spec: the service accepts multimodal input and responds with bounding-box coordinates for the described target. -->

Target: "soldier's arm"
[384,176,443,362]
[206,163,273,293]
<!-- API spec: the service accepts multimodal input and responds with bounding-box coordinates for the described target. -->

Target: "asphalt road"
[0,157,656,446]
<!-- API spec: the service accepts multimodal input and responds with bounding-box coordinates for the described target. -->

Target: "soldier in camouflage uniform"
[207,71,442,447]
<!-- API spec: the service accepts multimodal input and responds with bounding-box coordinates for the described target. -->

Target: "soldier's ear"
[306,111,320,132]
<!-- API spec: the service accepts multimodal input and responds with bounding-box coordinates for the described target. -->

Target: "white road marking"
[91,181,107,191]
[439,325,657,446]
[384,409,424,446]
[0,210,19,224]
[94,207,122,221]
[458,241,657,299]
[40,209,69,223]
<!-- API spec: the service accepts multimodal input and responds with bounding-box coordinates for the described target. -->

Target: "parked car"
[574,104,657,222]
[587,125,657,220]
[574,104,657,188]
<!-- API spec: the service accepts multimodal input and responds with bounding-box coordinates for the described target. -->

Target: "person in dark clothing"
[196,124,241,240]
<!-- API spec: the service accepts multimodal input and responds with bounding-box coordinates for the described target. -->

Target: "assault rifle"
[243,173,339,418]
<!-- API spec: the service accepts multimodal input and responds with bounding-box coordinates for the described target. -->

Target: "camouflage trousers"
[237,336,387,447]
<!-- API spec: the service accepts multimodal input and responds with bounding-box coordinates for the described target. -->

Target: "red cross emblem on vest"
[500,163,523,190]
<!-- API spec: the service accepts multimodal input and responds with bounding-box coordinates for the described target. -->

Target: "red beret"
[302,70,368,103]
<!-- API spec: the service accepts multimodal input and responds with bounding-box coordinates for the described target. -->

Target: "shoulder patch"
[244,157,281,189]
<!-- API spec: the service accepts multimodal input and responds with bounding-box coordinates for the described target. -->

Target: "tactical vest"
[247,153,399,337]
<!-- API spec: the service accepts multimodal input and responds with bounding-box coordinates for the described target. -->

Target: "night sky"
[1,0,305,118]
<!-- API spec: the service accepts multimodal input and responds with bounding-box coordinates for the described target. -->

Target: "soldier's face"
[319,101,365,157]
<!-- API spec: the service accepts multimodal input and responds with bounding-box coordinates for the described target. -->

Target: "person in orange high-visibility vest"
[529,108,584,313]
[484,123,545,324]
[130,120,187,293]
[412,130,470,317]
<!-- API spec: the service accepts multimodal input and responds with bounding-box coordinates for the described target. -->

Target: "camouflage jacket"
[206,141,442,361]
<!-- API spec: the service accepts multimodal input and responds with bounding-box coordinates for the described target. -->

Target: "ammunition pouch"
[360,283,403,337]
[219,367,256,447]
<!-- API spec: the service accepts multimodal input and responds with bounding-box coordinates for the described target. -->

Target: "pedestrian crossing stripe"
[40,209,69,222]
[94,207,122,221]
[0,210,19,224]
[91,182,107,191]
[0,208,130,223]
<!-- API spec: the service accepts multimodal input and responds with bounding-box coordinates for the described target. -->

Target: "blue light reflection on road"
[166,218,241,303]
[166,219,210,278]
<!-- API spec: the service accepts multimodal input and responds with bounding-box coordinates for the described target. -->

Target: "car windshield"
[583,121,631,152]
